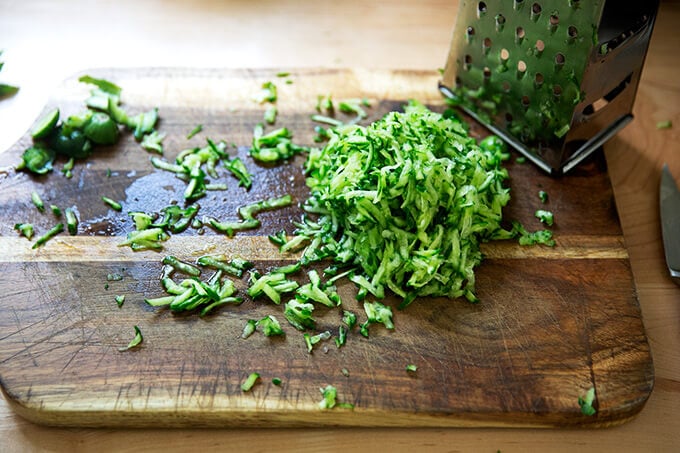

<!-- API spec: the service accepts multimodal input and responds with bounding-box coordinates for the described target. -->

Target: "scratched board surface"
[0,68,652,428]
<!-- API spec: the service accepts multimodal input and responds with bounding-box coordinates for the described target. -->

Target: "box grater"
[439,0,660,174]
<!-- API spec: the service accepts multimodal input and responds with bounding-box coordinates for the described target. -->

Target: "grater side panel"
[442,0,606,171]
[568,3,659,144]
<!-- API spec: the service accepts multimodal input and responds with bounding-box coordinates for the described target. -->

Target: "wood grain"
[0,68,652,428]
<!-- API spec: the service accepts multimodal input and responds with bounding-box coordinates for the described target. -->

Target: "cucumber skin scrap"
[301,101,512,304]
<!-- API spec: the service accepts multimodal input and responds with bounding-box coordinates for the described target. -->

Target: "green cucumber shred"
[64,208,78,235]
[256,315,285,337]
[0,52,19,99]
[578,387,597,416]
[318,385,337,409]
[304,330,331,353]
[32,223,64,249]
[318,384,353,410]
[14,223,34,240]
[241,319,257,339]
[223,157,252,189]
[101,196,123,211]
[19,147,55,175]
[186,124,203,139]
[254,81,277,104]
[284,299,316,331]
[241,372,260,392]
[535,209,554,226]
[31,191,45,212]
[141,130,166,154]
[118,325,143,351]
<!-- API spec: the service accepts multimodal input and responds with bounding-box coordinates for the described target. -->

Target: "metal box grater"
[439,0,660,175]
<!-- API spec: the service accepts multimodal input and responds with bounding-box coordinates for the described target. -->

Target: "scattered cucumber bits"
[264,106,277,125]
[17,75,160,175]
[304,330,331,353]
[254,81,277,104]
[241,372,260,392]
[241,319,257,339]
[578,387,597,416]
[256,315,285,337]
[223,156,252,190]
[656,120,672,130]
[31,191,45,212]
[318,384,353,410]
[186,124,203,139]
[535,209,554,226]
[318,384,337,409]
[0,51,19,99]
[83,112,120,145]
[64,208,78,235]
[118,325,143,351]
[31,108,60,139]
[250,125,307,163]
[101,196,123,211]
[14,223,34,240]
[32,223,64,249]
[18,146,55,175]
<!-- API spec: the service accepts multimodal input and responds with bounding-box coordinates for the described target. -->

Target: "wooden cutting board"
[0,68,653,428]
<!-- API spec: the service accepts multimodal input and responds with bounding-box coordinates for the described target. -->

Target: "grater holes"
[532,3,542,15]
[466,26,475,38]
[464,54,473,71]
[495,14,506,32]
[555,52,566,66]
[500,48,510,60]
[535,39,545,54]
[477,2,487,17]
[482,37,493,55]
[516,27,525,44]
[517,60,527,79]
[521,95,531,108]
[483,67,492,80]
[549,13,559,31]
[553,84,563,98]
[568,26,578,38]
[535,72,544,87]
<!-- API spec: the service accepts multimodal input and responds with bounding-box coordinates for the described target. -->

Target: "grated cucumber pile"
[297,101,513,307]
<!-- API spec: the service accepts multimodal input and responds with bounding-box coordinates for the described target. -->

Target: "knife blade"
[660,164,680,285]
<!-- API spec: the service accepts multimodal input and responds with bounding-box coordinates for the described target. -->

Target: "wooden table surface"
[0,0,677,451]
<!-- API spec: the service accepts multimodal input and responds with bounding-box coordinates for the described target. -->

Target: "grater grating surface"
[440,0,659,174]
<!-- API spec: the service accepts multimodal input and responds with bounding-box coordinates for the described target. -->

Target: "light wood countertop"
[0,0,678,451]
